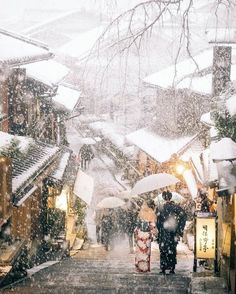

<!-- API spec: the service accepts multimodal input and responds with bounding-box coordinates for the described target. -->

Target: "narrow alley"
[1,126,193,293]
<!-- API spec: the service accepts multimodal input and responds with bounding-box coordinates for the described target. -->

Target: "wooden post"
[211,44,232,280]
[193,213,197,272]
[0,156,12,221]
[214,215,219,274]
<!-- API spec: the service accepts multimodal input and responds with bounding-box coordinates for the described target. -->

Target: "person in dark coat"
[156,191,187,275]
[94,210,104,244]
[79,144,94,170]
[101,209,115,251]
[200,192,210,212]
[120,202,138,253]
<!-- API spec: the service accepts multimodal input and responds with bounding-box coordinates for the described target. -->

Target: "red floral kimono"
[134,218,156,272]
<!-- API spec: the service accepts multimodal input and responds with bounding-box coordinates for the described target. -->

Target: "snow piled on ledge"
[0,131,33,153]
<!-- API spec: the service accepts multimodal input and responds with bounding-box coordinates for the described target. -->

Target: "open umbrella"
[131,173,180,195]
[154,192,185,208]
[96,196,125,209]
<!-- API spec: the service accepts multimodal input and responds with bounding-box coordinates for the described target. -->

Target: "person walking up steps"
[134,200,157,272]
[157,191,187,275]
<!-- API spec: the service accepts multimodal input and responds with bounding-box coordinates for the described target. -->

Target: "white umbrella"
[154,192,185,207]
[96,196,125,209]
[131,173,180,195]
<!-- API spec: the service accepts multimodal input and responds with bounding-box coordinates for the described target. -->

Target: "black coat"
[157,201,187,237]
[157,201,187,270]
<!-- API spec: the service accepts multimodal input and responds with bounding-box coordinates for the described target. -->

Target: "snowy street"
[66,123,126,242]
[0,1,235,293]
[1,127,195,293]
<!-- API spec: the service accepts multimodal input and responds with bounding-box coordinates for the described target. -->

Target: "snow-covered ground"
[66,123,126,242]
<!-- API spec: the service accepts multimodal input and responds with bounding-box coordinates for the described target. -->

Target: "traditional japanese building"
[0,131,79,286]
[0,28,54,134]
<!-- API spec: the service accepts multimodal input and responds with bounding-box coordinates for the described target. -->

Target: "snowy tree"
[78,0,236,133]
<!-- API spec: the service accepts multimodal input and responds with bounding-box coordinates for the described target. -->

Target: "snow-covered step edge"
[27,261,59,277]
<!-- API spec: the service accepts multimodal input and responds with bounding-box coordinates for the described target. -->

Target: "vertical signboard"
[196,215,216,259]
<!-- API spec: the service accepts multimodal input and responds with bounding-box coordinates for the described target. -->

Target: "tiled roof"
[126,128,197,163]
[23,60,69,88]
[0,131,60,204]
[52,85,81,111]
[0,28,54,66]
[12,141,59,200]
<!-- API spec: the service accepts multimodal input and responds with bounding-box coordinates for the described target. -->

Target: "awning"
[52,85,81,112]
[73,170,94,206]
[14,185,38,207]
[23,60,69,88]
[50,152,71,182]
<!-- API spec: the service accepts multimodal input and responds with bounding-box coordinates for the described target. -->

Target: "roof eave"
[0,52,54,67]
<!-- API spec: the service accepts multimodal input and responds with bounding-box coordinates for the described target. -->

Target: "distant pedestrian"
[101,209,115,251]
[94,210,103,244]
[119,202,138,253]
[134,200,157,272]
[157,191,187,275]
[79,144,94,170]
[199,192,210,212]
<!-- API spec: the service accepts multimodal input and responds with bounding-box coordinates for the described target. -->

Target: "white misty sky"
[0,0,141,22]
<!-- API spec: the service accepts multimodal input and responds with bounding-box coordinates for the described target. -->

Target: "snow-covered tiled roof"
[0,131,59,198]
[177,64,236,95]
[12,142,59,195]
[23,60,69,88]
[180,139,206,183]
[50,151,71,181]
[0,28,54,66]
[144,46,236,95]
[143,49,213,88]
[206,28,236,44]
[177,74,212,95]
[0,131,33,152]
[52,85,81,111]
[58,26,104,59]
[89,121,127,149]
[126,128,197,163]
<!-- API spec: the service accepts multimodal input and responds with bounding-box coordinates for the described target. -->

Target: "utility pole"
[212,45,231,98]
[207,27,236,287]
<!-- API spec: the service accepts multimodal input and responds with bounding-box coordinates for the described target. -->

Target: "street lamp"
[175,160,190,175]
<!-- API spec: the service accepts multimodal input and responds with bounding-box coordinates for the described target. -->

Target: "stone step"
[1,243,192,294]
[2,286,189,294]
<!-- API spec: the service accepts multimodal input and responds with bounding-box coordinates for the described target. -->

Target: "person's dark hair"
[200,192,207,199]
[162,190,172,201]
[146,199,155,210]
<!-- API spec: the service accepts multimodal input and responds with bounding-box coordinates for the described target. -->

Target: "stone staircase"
[1,242,192,294]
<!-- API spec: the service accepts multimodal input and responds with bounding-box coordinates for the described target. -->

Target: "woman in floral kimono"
[134,200,157,272]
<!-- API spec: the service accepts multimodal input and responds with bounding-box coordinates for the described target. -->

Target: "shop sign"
[196,214,216,259]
